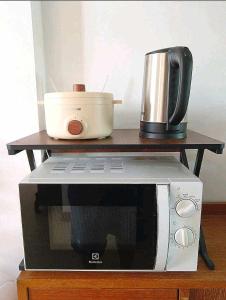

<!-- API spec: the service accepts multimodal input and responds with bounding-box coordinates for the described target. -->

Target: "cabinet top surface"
[7,129,224,155]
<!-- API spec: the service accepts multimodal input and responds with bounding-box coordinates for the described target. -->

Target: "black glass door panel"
[19,184,157,270]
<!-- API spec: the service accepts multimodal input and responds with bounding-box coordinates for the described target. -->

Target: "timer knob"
[175,228,195,247]
[68,120,83,135]
[176,199,196,218]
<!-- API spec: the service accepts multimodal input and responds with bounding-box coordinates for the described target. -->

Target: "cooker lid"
[45,83,113,99]
[45,92,113,99]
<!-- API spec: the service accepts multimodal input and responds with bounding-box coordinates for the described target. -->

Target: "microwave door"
[154,185,170,271]
[20,183,159,271]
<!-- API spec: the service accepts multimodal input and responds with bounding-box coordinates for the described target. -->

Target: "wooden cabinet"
[18,285,226,300]
[189,289,226,300]
[178,289,226,300]
[18,272,181,300]
[28,288,177,300]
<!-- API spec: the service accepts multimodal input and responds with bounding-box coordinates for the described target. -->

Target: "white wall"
[31,1,47,130]
[41,1,83,92]
[0,2,39,299]
[40,1,226,202]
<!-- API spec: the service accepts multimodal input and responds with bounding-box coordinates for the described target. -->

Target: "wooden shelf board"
[7,129,224,155]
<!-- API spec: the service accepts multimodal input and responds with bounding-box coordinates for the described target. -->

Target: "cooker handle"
[154,185,170,271]
[112,100,122,104]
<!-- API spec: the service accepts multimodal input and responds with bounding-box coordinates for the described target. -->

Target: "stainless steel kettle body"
[140,47,193,139]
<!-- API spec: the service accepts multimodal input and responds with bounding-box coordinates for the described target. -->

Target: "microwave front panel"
[20,184,158,270]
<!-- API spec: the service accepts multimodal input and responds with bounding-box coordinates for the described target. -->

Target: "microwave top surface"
[20,156,200,184]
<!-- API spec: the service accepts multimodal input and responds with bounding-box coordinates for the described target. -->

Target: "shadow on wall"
[0,277,17,300]
[0,142,27,300]
[114,77,142,129]
[41,1,84,92]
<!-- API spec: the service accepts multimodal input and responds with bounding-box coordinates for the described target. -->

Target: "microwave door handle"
[154,185,170,271]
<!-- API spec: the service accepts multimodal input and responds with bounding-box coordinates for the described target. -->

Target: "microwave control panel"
[166,181,203,271]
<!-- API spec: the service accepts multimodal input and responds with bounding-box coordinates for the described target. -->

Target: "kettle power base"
[140,131,186,139]
[139,122,187,139]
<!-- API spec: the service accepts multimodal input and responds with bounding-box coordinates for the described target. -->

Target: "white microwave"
[19,155,202,271]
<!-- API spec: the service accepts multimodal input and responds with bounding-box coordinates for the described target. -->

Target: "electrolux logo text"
[92,253,99,260]
[89,252,103,264]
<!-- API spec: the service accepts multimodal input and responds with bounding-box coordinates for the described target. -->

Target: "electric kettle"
[140,46,193,139]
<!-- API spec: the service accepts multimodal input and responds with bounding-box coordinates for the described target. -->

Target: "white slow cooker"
[44,86,122,139]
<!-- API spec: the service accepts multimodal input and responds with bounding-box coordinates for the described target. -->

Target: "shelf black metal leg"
[193,149,214,270]
[180,148,214,270]
[42,149,51,162]
[180,149,189,169]
[27,149,51,170]
[42,150,48,162]
[199,226,215,270]
[19,259,25,271]
[194,149,204,177]
[26,150,36,171]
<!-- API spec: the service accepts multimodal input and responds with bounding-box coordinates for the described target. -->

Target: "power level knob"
[176,199,196,218]
[175,228,195,247]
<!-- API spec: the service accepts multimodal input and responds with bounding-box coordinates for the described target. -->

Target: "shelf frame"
[7,129,225,270]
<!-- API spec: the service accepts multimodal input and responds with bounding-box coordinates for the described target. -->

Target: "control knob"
[176,199,196,218]
[68,120,83,135]
[174,228,195,247]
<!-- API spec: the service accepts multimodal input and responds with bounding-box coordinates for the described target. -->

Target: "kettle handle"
[168,47,193,125]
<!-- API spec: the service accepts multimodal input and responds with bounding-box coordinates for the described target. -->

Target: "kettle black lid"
[145,46,190,56]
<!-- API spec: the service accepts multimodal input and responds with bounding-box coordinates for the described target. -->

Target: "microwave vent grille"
[71,159,87,173]
[90,158,105,173]
[110,158,124,173]
[49,158,125,174]
[51,163,68,173]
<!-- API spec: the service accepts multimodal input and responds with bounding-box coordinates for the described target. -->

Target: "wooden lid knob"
[73,84,86,92]
[68,120,83,135]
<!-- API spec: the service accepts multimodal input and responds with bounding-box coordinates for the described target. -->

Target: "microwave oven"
[19,155,202,271]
